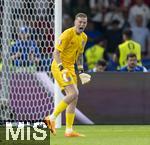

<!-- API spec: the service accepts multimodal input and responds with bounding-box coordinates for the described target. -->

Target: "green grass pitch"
[50,125,150,145]
[1,125,150,145]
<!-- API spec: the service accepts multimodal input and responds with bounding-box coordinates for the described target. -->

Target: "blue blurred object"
[20,26,29,34]
[10,40,40,67]
[142,58,150,70]
[107,58,118,71]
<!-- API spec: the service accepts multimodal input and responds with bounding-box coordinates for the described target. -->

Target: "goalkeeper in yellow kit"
[44,13,91,137]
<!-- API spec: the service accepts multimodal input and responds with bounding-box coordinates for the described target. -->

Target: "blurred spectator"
[113,28,142,68]
[132,0,150,7]
[85,37,109,70]
[105,19,123,54]
[31,19,54,72]
[85,20,102,49]
[63,0,72,16]
[119,53,148,72]
[89,0,131,12]
[128,0,150,27]
[90,0,109,23]
[70,0,91,17]
[89,60,108,72]
[62,14,73,31]
[89,0,109,13]
[10,27,40,72]
[143,0,150,6]
[119,0,131,10]
[103,1,125,29]
[131,14,150,56]
[121,8,131,30]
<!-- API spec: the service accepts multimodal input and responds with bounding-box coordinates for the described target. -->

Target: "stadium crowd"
[62,0,150,71]
[0,0,150,72]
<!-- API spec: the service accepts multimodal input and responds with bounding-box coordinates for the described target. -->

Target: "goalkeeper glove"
[58,63,71,82]
[78,66,91,85]
[79,73,91,84]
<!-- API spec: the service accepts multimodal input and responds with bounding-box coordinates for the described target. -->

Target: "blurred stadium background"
[0,0,150,145]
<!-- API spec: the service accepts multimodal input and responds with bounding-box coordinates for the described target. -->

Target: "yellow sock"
[53,100,68,117]
[66,113,75,129]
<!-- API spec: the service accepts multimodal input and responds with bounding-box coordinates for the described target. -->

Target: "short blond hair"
[75,13,87,19]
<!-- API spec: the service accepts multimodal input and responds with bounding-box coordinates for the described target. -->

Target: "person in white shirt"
[128,0,150,27]
[131,14,150,56]
[89,0,109,23]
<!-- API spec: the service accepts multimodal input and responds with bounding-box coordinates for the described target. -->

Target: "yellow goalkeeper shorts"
[51,61,77,90]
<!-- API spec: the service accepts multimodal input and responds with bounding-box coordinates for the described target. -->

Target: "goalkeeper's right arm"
[53,49,62,65]
[53,49,71,82]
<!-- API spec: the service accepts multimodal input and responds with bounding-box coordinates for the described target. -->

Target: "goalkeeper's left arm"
[77,54,91,85]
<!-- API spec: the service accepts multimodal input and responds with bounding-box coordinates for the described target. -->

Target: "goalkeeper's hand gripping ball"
[79,73,91,85]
